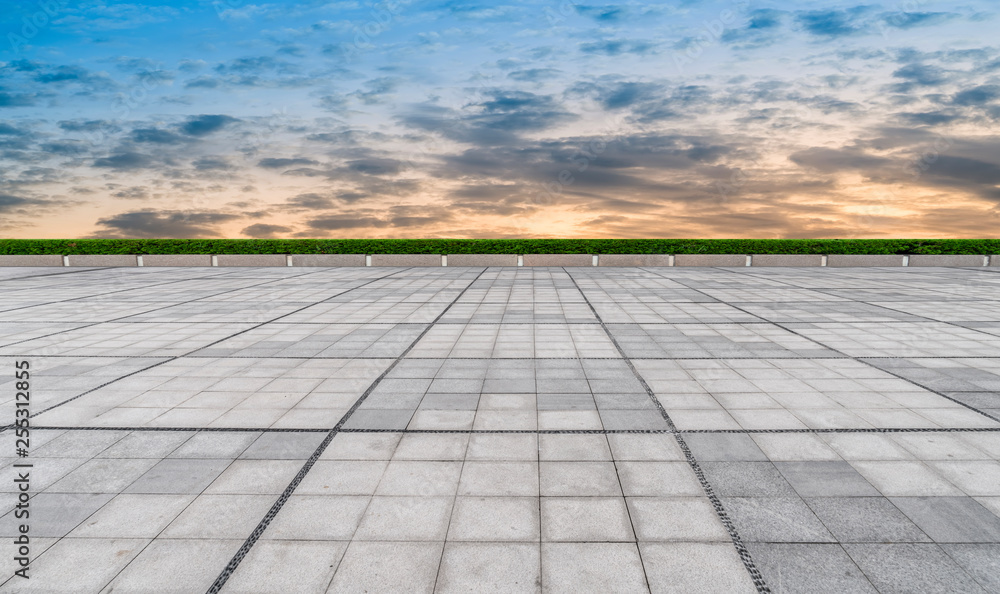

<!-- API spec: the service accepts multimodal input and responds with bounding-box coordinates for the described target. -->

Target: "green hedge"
[1,239,998,255]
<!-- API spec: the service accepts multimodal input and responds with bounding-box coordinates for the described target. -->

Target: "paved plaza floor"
[0,264,999,593]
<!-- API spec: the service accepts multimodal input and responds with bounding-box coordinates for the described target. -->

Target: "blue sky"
[1,0,999,238]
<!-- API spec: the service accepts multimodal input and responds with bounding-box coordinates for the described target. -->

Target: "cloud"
[952,85,1000,106]
[110,186,149,199]
[0,193,47,213]
[0,92,37,107]
[796,8,869,38]
[92,210,241,238]
[258,157,320,168]
[93,152,156,170]
[789,147,892,173]
[132,128,186,144]
[241,223,293,238]
[579,39,658,56]
[180,115,239,136]
[347,158,401,176]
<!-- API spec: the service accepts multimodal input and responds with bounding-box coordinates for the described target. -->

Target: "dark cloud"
[93,152,156,170]
[507,69,560,82]
[952,85,1000,106]
[0,123,27,136]
[347,158,401,176]
[110,186,149,199]
[307,215,389,230]
[180,115,239,136]
[574,5,627,22]
[399,91,578,146]
[258,157,320,168]
[796,8,869,38]
[0,92,37,107]
[898,111,961,126]
[0,193,47,213]
[92,210,241,238]
[789,147,892,173]
[241,223,292,237]
[192,157,233,171]
[579,39,658,56]
[892,63,949,87]
[132,128,186,144]
[721,9,785,46]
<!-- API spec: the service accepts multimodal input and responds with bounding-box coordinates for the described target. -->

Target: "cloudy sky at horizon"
[1,0,999,239]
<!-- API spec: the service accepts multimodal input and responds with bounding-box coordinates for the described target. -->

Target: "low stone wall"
[2,253,998,267]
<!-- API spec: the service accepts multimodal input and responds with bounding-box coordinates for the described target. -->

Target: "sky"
[1,0,999,239]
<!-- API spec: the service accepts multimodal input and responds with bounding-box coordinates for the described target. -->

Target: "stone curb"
[142,254,213,267]
[598,254,673,267]
[827,255,906,267]
[216,254,287,267]
[1,254,996,267]
[370,254,443,267]
[907,254,989,267]
[447,254,518,267]
[291,254,366,267]
[674,254,748,267]
[0,255,65,267]
[751,254,824,267]
[522,254,593,266]
[66,254,137,267]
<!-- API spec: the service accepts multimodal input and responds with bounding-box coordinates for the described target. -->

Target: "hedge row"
[1,239,999,255]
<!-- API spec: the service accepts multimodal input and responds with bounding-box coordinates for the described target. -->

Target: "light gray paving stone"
[436,542,541,594]
[223,540,349,593]
[327,541,443,594]
[447,496,540,541]
[540,497,635,541]
[69,493,194,538]
[627,497,729,541]
[263,495,370,540]
[0,537,147,592]
[640,542,757,594]
[541,543,648,593]
[104,538,243,593]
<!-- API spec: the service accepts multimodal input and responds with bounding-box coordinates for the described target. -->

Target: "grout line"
[11,269,399,425]
[653,266,1000,424]
[563,267,771,594]
[24,426,1000,434]
[205,267,487,593]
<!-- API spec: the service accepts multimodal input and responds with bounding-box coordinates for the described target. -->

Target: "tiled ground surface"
[0,264,999,593]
